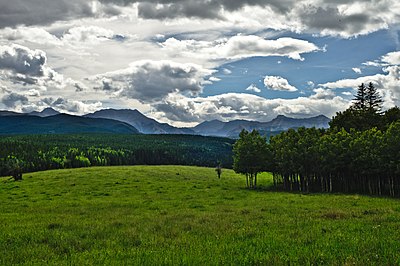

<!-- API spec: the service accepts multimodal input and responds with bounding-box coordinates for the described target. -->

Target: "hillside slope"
[0,166,398,265]
[0,114,139,134]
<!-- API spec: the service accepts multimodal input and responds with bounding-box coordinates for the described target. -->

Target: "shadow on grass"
[250,184,400,200]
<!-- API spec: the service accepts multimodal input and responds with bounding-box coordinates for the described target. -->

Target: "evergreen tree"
[353,83,367,110]
[366,82,383,112]
[331,83,384,131]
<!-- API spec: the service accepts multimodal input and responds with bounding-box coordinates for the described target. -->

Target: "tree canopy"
[233,129,269,188]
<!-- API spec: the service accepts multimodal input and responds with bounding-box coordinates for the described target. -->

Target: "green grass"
[1,166,400,265]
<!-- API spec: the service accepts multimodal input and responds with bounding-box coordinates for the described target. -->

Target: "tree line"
[234,83,400,196]
[0,134,234,180]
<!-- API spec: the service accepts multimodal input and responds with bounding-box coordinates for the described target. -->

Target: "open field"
[1,166,400,265]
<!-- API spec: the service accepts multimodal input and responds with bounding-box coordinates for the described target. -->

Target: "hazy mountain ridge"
[0,108,330,136]
[0,114,139,134]
[28,107,60,117]
[84,109,194,135]
[193,114,330,137]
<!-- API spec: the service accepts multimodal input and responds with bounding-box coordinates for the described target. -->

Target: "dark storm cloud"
[137,1,222,20]
[93,60,213,103]
[0,44,66,89]
[134,0,294,20]
[299,6,372,34]
[0,44,46,77]
[0,0,396,38]
[0,0,95,28]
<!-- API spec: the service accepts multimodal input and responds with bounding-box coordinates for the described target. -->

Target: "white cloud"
[222,68,232,75]
[307,81,315,88]
[209,76,221,82]
[153,91,348,126]
[352,67,362,74]
[362,51,400,68]
[320,65,400,108]
[62,26,115,45]
[264,76,297,92]
[41,97,103,114]
[245,84,261,93]
[160,35,319,62]
[92,60,215,103]
[309,88,336,100]
[0,27,62,46]
[381,51,400,65]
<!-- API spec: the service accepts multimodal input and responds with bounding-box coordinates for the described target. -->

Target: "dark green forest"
[233,83,400,197]
[0,134,234,178]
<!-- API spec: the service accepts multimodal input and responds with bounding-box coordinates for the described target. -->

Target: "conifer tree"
[353,83,367,110]
[366,82,383,112]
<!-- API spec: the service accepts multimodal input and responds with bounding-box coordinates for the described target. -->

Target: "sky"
[0,0,399,127]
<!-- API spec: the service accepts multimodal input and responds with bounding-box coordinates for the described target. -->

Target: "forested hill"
[0,114,139,134]
[0,134,234,177]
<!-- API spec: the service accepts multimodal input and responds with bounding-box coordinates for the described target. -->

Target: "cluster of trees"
[234,83,400,197]
[233,130,268,188]
[0,134,234,179]
[268,123,400,196]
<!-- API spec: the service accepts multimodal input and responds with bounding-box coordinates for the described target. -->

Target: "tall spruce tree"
[330,83,384,131]
[353,83,367,110]
[366,82,383,112]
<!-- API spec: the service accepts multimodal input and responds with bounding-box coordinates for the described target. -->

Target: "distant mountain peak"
[85,108,195,135]
[29,107,60,117]
[193,114,331,137]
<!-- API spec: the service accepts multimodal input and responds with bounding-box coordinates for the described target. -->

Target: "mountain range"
[0,113,138,134]
[84,109,194,134]
[0,108,330,137]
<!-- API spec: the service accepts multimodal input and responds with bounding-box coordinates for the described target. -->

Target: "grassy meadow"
[1,166,400,265]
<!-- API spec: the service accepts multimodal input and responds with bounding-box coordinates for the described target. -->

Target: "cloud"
[381,51,400,65]
[62,26,116,44]
[320,65,400,108]
[1,92,28,108]
[299,6,370,36]
[222,68,232,75]
[362,51,400,67]
[0,26,62,46]
[352,67,362,74]
[127,0,298,20]
[1,0,399,39]
[309,88,336,100]
[294,1,400,37]
[93,60,214,103]
[41,97,102,113]
[160,35,319,62]
[0,44,65,88]
[0,0,121,28]
[137,1,222,20]
[264,76,297,92]
[134,0,399,37]
[245,84,261,93]
[152,91,348,125]
[1,44,47,77]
